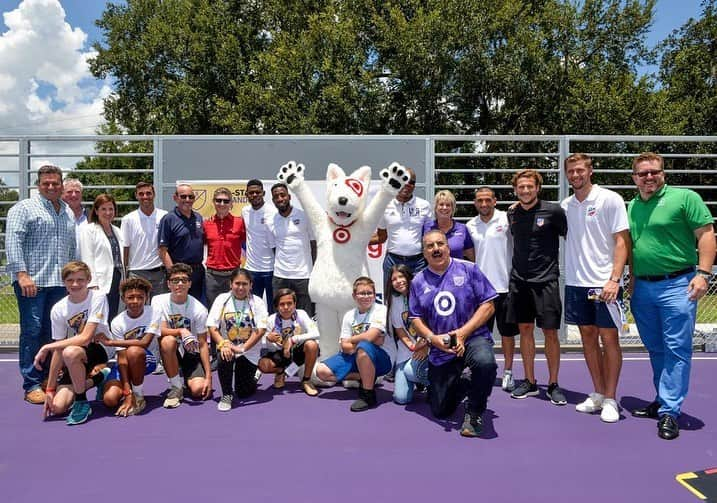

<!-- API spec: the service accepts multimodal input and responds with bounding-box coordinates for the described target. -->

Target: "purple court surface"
[1,353,715,503]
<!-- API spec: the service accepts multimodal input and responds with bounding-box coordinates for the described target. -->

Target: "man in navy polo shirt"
[409,229,498,438]
[158,184,206,303]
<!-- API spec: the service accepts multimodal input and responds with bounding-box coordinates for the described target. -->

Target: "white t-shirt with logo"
[241,204,276,272]
[389,295,418,364]
[466,209,512,293]
[561,185,629,287]
[378,196,433,256]
[265,309,319,351]
[207,293,268,365]
[151,293,208,338]
[267,207,315,279]
[340,303,394,365]
[51,289,113,357]
[110,305,162,358]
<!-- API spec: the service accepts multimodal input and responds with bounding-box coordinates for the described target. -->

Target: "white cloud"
[0,0,110,134]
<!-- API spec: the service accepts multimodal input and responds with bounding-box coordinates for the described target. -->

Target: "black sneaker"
[511,379,539,399]
[547,382,567,406]
[460,413,483,437]
[350,388,377,412]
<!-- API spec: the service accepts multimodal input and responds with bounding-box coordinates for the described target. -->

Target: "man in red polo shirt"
[204,187,246,307]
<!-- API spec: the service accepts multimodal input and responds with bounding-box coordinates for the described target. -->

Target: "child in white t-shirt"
[33,261,112,426]
[95,277,161,416]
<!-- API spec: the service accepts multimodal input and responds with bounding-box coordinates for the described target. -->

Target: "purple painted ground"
[0,353,715,503]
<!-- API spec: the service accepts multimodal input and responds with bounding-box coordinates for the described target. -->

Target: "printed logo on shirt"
[453,275,465,287]
[223,311,255,342]
[586,205,597,217]
[293,219,300,225]
[495,225,504,233]
[67,310,88,337]
[168,314,190,330]
[352,322,370,335]
[423,285,432,294]
[124,326,146,340]
[433,291,456,316]
[536,217,545,227]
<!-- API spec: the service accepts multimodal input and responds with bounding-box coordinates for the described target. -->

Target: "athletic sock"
[131,383,144,397]
[169,375,182,389]
[75,392,87,402]
[91,373,105,387]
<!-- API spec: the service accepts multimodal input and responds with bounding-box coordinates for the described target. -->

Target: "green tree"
[90,0,667,136]
[659,0,717,135]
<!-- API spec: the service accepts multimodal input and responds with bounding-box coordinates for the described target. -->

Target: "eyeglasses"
[169,278,190,285]
[634,169,663,178]
[214,198,231,204]
[178,194,196,200]
[355,291,375,297]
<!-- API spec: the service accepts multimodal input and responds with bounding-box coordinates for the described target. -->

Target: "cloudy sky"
[0,0,706,137]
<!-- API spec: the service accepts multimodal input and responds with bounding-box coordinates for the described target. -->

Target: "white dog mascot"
[276,160,410,358]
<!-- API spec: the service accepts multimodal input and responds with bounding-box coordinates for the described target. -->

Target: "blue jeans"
[393,357,429,404]
[249,270,274,313]
[382,252,427,290]
[631,273,696,417]
[13,283,66,392]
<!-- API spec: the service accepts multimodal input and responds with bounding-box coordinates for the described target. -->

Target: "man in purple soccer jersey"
[410,230,498,438]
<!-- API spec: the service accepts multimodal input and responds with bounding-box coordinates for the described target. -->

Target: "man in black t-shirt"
[506,169,568,405]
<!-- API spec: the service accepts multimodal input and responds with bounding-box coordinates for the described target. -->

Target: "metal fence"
[1,135,715,350]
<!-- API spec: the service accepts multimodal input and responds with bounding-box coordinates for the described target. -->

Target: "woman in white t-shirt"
[207,268,268,412]
[386,264,429,405]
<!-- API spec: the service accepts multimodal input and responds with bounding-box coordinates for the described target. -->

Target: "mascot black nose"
[338,197,348,206]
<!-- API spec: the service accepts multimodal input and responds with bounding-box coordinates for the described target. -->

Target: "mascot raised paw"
[276,160,409,358]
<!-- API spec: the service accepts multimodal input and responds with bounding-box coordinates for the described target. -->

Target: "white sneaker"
[501,370,515,391]
[576,392,604,413]
[600,398,620,423]
[217,394,233,412]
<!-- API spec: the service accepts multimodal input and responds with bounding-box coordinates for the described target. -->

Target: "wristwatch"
[696,269,712,280]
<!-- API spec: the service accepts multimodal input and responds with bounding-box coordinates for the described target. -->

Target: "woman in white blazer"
[79,193,125,320]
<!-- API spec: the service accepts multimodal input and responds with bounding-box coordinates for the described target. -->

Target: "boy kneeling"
[94,278,161,416]
[33,261,113,425]
[314,277,394,411]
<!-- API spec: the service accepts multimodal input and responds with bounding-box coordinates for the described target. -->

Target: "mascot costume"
[276,160,409,362]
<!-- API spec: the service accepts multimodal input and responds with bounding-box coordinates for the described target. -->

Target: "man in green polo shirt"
[628,152,715,440]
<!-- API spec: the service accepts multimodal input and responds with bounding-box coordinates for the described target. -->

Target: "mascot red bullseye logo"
[333,227,351,244]
[345,178,363,197]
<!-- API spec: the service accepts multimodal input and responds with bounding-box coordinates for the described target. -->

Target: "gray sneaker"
[547,383,567,406]
[217,394,232,412]
[152,362,165,375]
[163,386,183,409]
[460,413,483,437]
[511,379,539,399]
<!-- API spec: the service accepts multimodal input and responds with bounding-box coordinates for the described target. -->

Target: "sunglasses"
[169,277,190,285]
[214,198,231,204]
[178,194,196,200]
[634,169,663,178]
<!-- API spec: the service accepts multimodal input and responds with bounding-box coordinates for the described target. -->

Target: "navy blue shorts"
[323,340,392,382]
[564,285,622,329]
[107,349,158,381]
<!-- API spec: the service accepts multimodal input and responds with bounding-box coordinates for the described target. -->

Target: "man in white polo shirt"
[371,167,433,286]
[267,182,316,316]
[561,153,630,423]
[121,181,168,298]
[242,179,277,312]
[466,186,519,392]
